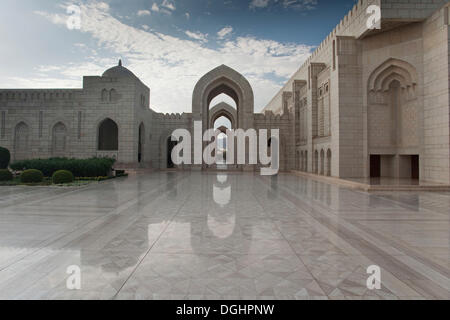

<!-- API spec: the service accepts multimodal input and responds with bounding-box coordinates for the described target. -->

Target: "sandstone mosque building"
[0,0,449,184]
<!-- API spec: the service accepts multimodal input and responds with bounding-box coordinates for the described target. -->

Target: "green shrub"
[0,169,13,181]
[0,147,10,169]
[52,170,74,184]
[20,169,44,183]
[10,157,115,178]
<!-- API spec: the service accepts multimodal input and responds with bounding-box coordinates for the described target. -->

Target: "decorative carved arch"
[368,58,418,92]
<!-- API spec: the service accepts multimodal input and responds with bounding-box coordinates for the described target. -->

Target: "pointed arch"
[209,102,237,129]
[320,149,325,175]
[327,149,332,176]
[368,58,418,92]
[109,89,118,102]
[193,65,254,131]
[98,118,118,151]
[101,89,108,102]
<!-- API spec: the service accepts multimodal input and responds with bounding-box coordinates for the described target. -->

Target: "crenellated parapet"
[0,89,79,103]
[155,112,191,121]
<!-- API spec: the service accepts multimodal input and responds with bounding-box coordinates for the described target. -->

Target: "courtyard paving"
[0,172,448,300]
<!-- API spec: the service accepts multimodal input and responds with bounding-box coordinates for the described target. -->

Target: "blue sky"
[0,0,357,113]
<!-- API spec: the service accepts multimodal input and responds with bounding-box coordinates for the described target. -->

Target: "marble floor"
[0,172,448,300]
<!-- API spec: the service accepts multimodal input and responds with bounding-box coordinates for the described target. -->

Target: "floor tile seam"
[249,178,330,299]
[112,184,195,299]
[272,181,447,298]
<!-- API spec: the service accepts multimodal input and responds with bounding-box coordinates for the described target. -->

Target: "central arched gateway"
[192,65,255,170]
[193,65,254,131]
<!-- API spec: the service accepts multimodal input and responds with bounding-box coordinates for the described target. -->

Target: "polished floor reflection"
[0,172,448,300]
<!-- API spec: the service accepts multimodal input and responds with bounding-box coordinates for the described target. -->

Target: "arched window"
[98,118,118,151]
[52,122,67,153]
[109,89,118,102]
[101,89,108,102]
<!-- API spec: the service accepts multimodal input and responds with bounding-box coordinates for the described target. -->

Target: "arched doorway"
[305,151,308,172]
[214,115,232,168]
[209,102,237,129]
[98,118,118,151]
[138,123,145,163]
[320,149,325,175]
[314,150,319,174]
[327,149,332,176]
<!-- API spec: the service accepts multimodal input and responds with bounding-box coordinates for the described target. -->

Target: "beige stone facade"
[264,0,450,184]
[0,0,449,184]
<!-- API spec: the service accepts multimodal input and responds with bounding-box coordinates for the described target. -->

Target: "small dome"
[102,60,137,79]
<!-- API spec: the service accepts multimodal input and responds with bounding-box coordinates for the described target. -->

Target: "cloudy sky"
[0,0,357,113]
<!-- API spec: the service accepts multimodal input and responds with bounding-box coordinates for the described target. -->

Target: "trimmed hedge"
[52,170,74,184]
[0,169,13,181]
[20,169,44,183]
[10,157,115,178]
[0,147,10,169]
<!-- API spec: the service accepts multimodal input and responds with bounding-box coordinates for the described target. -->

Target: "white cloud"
[162,0,176,11]
[142,25,150,30]
[249,0,270,9]
[29,2,313,114]
[137,10,151,16]
[282,0,318,10]
[217,26,233,39]
[185,31,208,42]
[151,3,159,12]
[250,0,318,10]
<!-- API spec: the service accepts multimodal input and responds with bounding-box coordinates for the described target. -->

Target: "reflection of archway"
[138,123,145,163]
[98,118,118,151]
